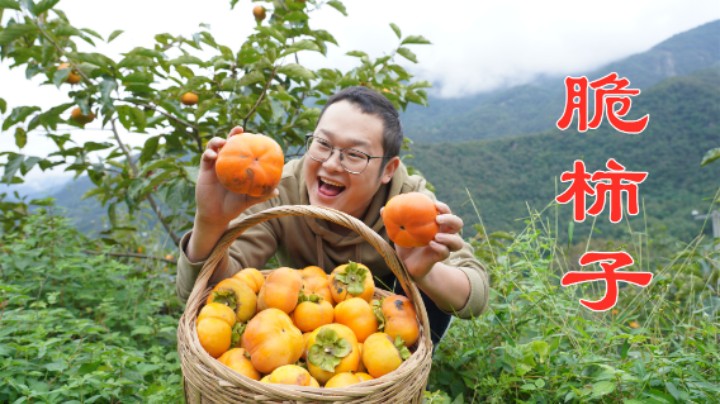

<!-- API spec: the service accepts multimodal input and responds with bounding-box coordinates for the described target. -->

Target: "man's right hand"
[187,126,279,263]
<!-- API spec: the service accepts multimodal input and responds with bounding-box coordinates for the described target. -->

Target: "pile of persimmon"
[195,262,421,388]
[215,131,284,197]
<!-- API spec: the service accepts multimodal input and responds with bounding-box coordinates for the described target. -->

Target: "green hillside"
[410,67,720,243]
[402,20,720,143]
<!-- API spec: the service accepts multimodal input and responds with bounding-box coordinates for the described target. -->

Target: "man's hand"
[188,126,279,263]
[394,201,464,281]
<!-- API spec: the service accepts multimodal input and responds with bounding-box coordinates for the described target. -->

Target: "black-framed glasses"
[305,135,388,174]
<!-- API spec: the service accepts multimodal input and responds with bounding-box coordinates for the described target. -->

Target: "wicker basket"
[177,205,433,403]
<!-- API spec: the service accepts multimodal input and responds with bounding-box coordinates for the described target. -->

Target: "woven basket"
[177,205,433,403]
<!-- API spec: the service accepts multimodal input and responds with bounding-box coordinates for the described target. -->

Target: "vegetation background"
[1,0,718,402]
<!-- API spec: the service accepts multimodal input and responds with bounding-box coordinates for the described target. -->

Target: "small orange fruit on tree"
[70,107,95,125]
[215,133,284,197]
[253,5,266,22]
[381,192,438,248]
[180,91,199,106]
[57,62,81,84]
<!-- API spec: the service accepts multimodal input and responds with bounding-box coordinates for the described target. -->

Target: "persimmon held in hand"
[381,192,438,248]
[215,133,284,197]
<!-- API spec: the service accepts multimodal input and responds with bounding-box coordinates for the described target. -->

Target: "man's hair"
[318,86,403,167]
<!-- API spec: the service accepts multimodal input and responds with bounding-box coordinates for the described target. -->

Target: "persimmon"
[324,372,374,388]
[70,107,95,125]
[306,323,360,384]
[197,302,236,328]
[253,5,266,21]
[218,348,260,380]
[334,297,378,342]
[292,295,334,333]
[257,267,303,314]
[206,277,257,322]
[58,62,81,84]
[329,261,375,304]
[197,317,232,358]
[242,308,304,374]
[381,192,438,248]
[215,133,284,197]
[232,267,265,294]
[380,295,419,347]
[261,365,319,387]
[180,91,199,106]
[299,265,333,303]
[362,332,410,378]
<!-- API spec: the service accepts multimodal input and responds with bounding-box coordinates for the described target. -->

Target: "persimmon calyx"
[308,328,351,373]
[334,261,367,295]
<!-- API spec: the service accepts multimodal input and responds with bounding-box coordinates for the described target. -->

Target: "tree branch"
[82,250,177,265]
[243,66,278,129]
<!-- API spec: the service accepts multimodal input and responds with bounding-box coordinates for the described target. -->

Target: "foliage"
[0,0,431,245]
[428,207,720,403]
[0,207,184,402]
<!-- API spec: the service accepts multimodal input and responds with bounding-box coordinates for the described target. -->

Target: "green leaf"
[0,23,37,46]
[280,39,321,57]
[230,0,240,9]
[73,52,117,69]
[346,50,368,59]
[401,35,431,45]
[168,55,204,66]
[591,381,615,398]
[3,106,41,131]
[139,136,160,164]
[2,152,23,182]
[14,126,27,148]
[0,0,21,10]
[327,0,347,16]
[278,63,315,81]
[389,23,401,39]
[0,97,6,113]
[396,47,418,63]
[31,0,60,15]
[83,141,113,152]
[108,29,123,43]
[700,147,720,166]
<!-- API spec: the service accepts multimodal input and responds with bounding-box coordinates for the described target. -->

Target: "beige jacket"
[176,157,489,319]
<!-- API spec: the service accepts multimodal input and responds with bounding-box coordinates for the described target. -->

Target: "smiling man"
[176,86,489,344]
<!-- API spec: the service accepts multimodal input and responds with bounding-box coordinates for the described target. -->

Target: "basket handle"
[187,204,430,342]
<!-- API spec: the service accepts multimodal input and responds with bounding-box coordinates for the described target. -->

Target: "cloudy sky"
[1,0,719,187]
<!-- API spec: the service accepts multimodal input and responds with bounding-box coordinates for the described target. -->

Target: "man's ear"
[380,156,400,184]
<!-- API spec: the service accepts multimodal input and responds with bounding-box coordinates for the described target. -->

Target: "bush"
[428,213,720,403]
[0,209,184,402]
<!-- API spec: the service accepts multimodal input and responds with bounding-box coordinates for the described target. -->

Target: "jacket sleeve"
[175,202,281,303]
[407,174,490,319]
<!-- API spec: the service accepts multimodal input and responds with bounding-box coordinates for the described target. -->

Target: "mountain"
[402,20,720,143]
[409,67,720,243]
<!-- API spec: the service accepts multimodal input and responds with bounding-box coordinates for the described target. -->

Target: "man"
[176,86,489,343]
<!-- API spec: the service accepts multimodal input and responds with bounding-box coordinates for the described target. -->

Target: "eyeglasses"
[305,135,388,174]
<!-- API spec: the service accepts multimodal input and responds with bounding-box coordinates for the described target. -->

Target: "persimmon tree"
[0,0,430,246]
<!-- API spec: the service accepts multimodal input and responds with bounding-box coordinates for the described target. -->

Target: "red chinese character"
[556,72,650,134]
[555,160,595,222]
[587,159,648,223]
[561,251,653,311]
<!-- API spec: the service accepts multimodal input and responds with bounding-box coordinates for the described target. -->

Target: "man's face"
[303,100,395,218]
